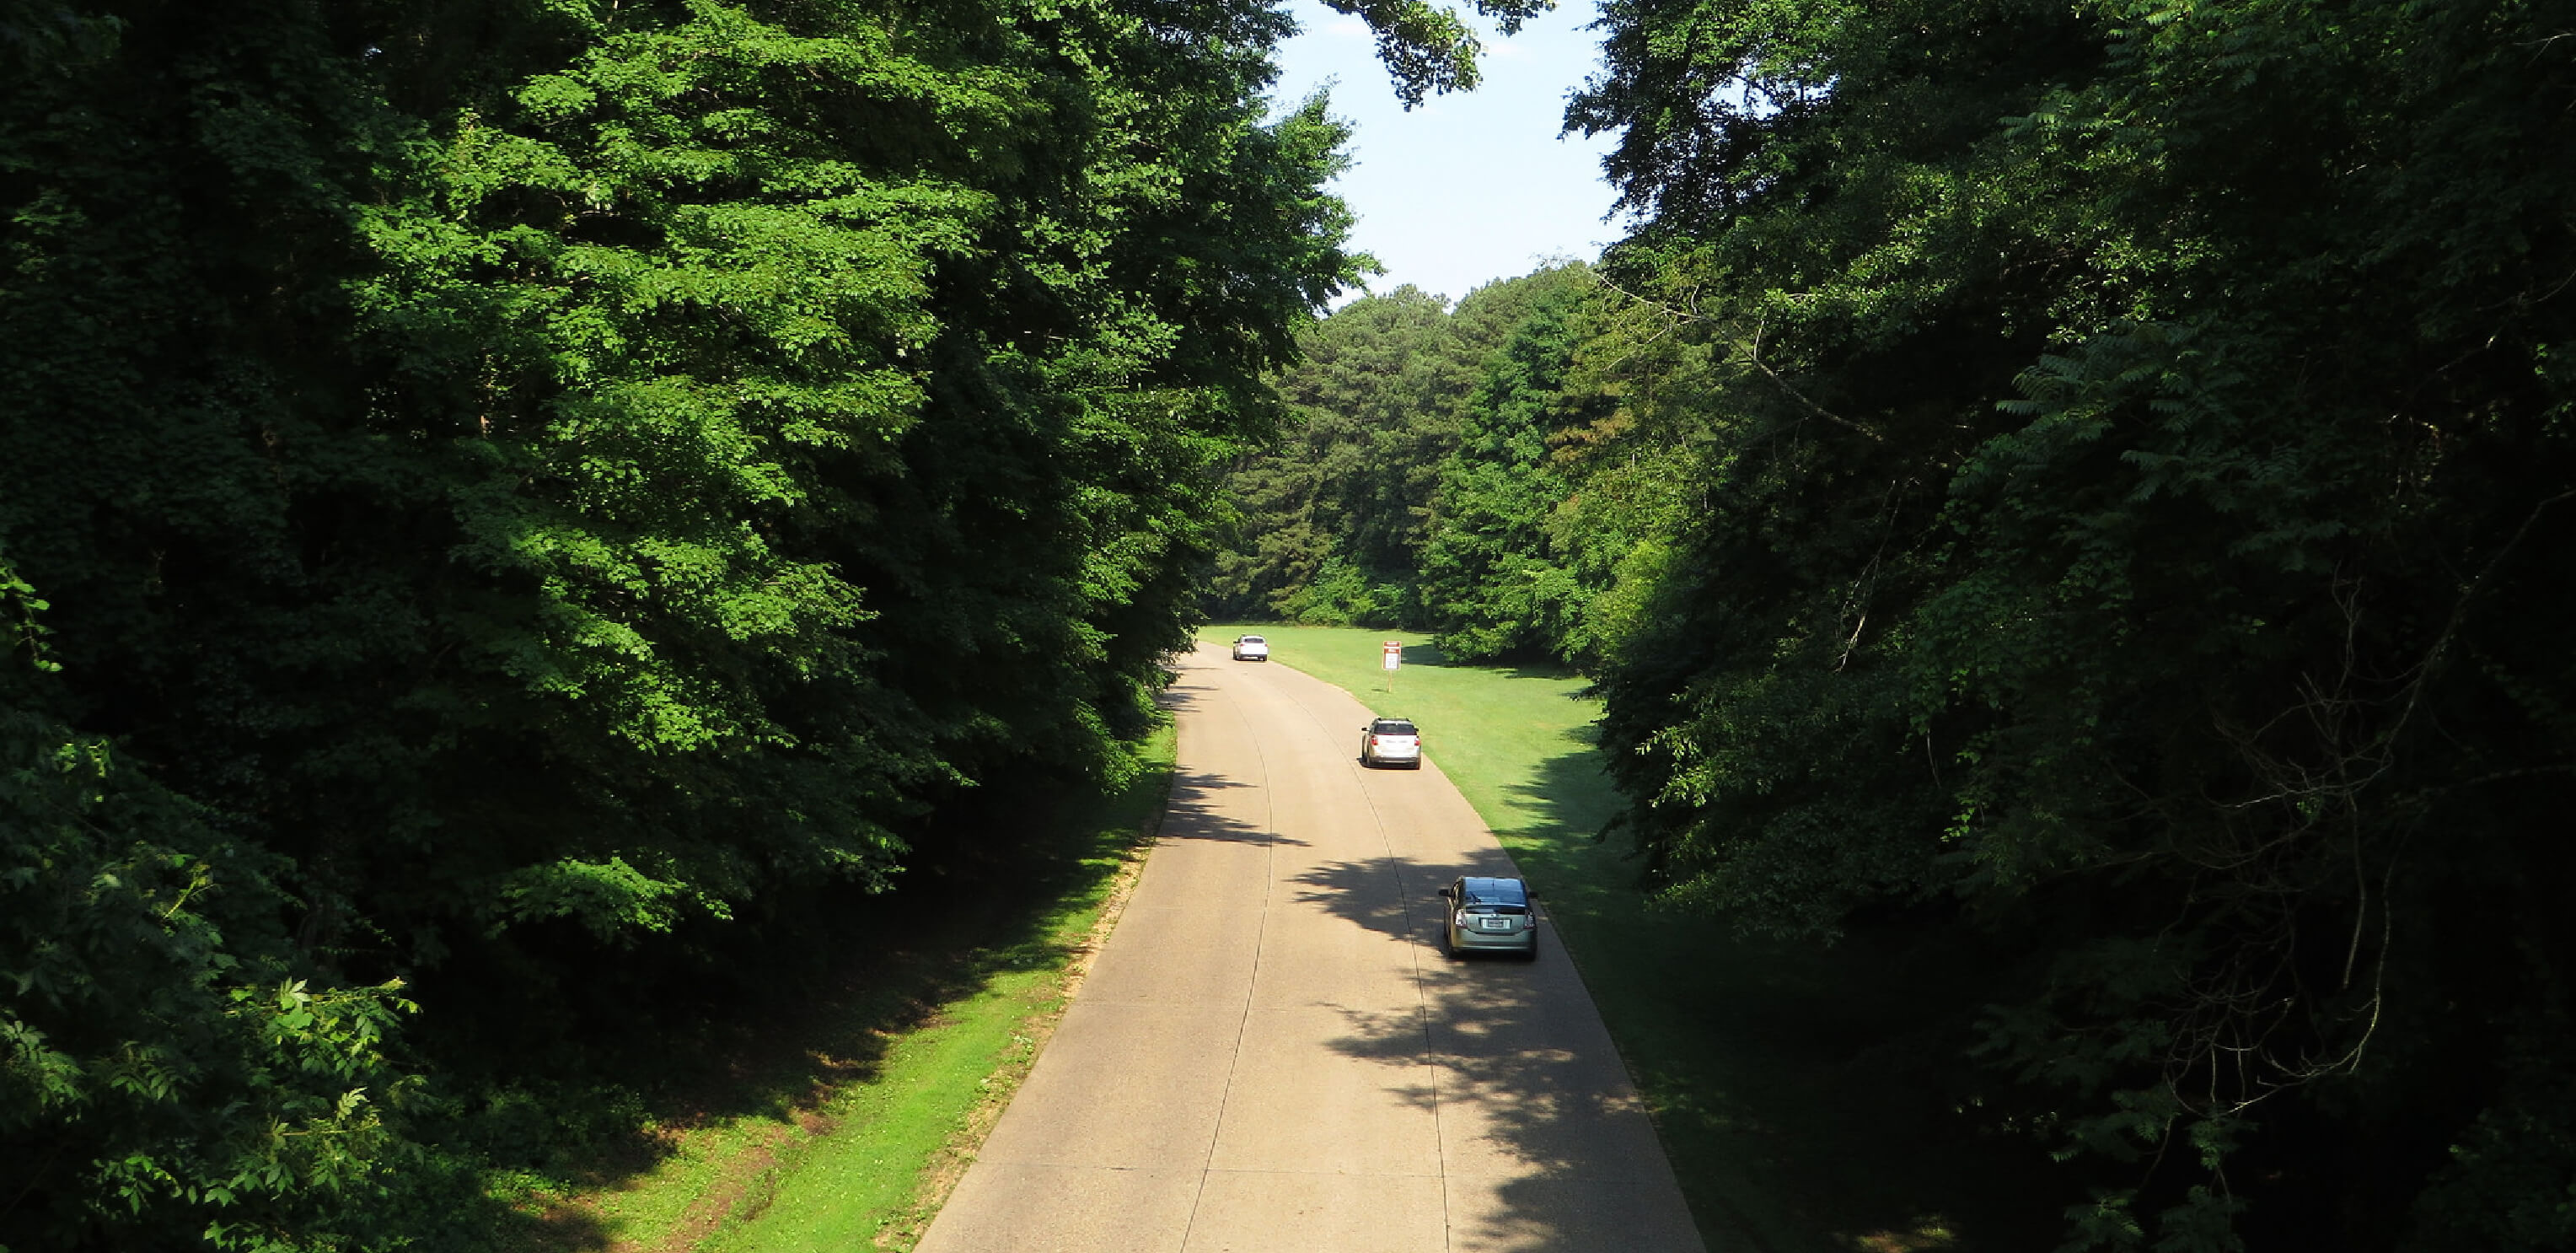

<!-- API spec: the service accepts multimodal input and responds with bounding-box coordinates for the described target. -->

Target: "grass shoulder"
[491,723,1175,1253]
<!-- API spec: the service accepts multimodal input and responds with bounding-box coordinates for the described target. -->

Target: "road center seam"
[1264,661,1455,1251]
[1176,653,1278,1253]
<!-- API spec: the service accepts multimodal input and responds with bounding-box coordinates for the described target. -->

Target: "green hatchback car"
[1438,875,1538,960]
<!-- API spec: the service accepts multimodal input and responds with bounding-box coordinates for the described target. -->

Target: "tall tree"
[1207,265,1608,626]
[1414,261,1598,659]
[1209,286,1473,623]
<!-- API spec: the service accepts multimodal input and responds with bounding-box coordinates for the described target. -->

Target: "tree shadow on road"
[1157,768,1303,846]
[1185,627,2069,1250]
[1284,855,1698,1251]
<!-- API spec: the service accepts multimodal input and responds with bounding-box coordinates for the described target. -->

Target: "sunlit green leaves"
[3,0,1362,1245]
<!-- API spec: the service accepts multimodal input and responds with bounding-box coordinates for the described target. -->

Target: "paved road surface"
[916,643,1705,1253]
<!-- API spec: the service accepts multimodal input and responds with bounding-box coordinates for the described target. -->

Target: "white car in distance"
[1231,634,1269,661]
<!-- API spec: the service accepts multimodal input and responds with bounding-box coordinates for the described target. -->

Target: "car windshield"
[1371,719,1416,735]
[1458,878,1527,909]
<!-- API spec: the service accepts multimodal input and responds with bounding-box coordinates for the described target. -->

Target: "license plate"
[1481,918,1511,931]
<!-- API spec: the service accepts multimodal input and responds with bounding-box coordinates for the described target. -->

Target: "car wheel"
[1520,932,1541,961]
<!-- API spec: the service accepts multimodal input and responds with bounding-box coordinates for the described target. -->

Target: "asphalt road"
[915,643,1706,1253]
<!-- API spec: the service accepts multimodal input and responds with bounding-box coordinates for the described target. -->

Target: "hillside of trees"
[1207,0,2576,1246]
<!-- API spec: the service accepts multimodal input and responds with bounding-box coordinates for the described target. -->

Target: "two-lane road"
[916,643,1705,1252]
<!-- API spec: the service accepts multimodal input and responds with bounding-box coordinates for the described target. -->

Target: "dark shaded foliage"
[1564,0,2576,1245]
[0,0,1433,1242]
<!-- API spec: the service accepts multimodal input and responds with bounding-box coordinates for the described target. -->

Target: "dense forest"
[1213,0,2576,1247]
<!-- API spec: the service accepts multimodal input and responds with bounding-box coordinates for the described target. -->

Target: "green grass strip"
[523,723,1174,1253]
[708,954,1051,1253]
[716,724,1173,1253]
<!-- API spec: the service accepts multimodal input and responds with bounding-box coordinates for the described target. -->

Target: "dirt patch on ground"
[628,1124,794,1253]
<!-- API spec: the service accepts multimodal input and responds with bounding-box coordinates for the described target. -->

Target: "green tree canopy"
[1209,285,1473,623]
[0,0,1389,1243]
[1206,265,1607,627]
[1414,261,1602,659]
[1564,0,2576,1245]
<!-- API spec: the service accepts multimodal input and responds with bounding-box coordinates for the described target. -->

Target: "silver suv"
[1360,718,1420,768]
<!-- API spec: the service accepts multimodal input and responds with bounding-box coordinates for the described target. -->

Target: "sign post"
[1382,640,1401,697]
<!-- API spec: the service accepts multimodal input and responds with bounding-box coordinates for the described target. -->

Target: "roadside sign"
[1382,641,1403,671]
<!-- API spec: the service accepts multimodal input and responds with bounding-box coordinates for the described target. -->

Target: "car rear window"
[1372,719,1417,735]
[1459,878,1527,907]
[1241,635,1264,643]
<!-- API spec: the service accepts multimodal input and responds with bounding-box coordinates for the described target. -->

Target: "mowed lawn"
[1199,624,2066,1253]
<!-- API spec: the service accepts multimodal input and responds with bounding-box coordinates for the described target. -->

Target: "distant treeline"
[1206,263,1654,663]
[0,0,1436,1245]
[1211,0,2576,1246]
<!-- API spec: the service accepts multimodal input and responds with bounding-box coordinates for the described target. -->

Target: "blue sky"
[1267,0,1629,306]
